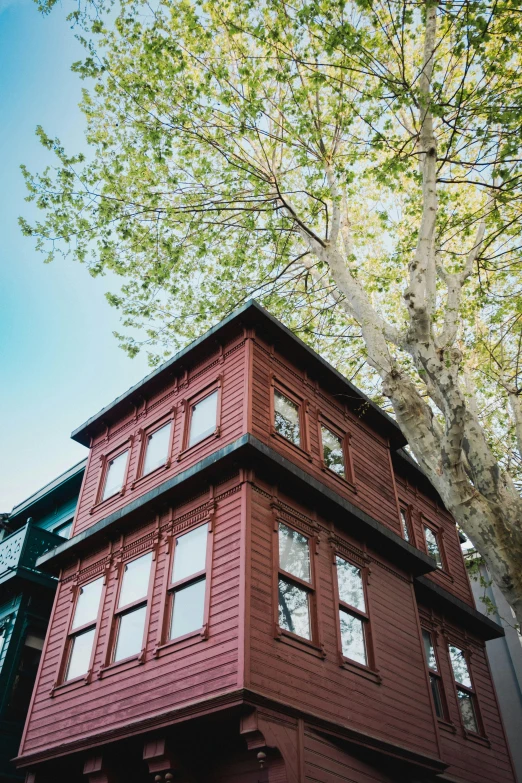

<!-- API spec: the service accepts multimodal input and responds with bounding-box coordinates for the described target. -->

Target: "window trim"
[57,574,106,687]
[178,377,223,460]
[155,517,214,652]
[422,517,447,572]
[317,414,356,491]
[421,627,448,722]
[332,548,379,680]
[270,376,311,460]
[273,514,323,656]
[103,549,156,669]
[133,408,176,486]
[447,641,484,738]
[398,503,415,546]
[94,440,133,510]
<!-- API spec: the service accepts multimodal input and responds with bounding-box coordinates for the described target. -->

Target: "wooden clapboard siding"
[417,604,514,783]
[304,730,398,783]
[247,482,439,760]
[20,481,243,757]
[250,338,403,539]
[72,336,248,537]
[396,474,474,605]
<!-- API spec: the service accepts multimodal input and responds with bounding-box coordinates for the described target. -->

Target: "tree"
[21,0,522,622]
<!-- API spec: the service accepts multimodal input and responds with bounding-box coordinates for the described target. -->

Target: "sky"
[0,0,152,510]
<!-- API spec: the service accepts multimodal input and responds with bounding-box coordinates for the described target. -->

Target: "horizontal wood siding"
[418,603,515,783]
[73,338,248,536]
[248,481,439,760]
[396,475,474,605]
[250,337,402,538]
[20,480,243,757]
[304,730,398,783]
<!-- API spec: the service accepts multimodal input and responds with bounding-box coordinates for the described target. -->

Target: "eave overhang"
[71,301,406,450]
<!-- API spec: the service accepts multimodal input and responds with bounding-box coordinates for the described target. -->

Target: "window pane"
[72,578,103,630]
[118,552,152,608]
[170,578,206,639]
[400,509,410,542]
[143,423,171,475]
[172,524,208,583]
[449,645,472,687]
[274,391,300,446]
[336,557,365,611]
[54,521,73,539]
[424,526,442,568]
[65,628,95,681]
[430,674,444,718]
[321,426,345,477]
[457,689,478,733]
[279,523,310,582]
[188,391,218,447]
[339,609,367,665]
[278,578,311,639]
[422,630,438,671]
[113,605,147,662]
[102,451,129,500]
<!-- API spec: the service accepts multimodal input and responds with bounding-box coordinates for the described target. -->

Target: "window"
[112,552,152,663]
[422,630,445,719]
[102,450,129,501]
[168,524,209,639]
[65,577,103,681]
[448,644,479,733]
[53,519,73,539]
[424,525,443,568]
[335,556,369,666]
[142,422,172,476]
[274,390,301,447]
[399,507,411,543]
[321,425,345,477]
[7,631,45,719]
[188,391,218,448]
[277,522,313,640]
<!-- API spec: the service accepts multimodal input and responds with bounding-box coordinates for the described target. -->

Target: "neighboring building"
[16,301,515,783]
[465,551,522,782]
[0,460,86,782]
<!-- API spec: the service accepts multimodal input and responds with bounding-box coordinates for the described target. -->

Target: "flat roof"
[72,300,406,449]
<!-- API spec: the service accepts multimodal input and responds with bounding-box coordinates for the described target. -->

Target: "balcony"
[0,524,63,587]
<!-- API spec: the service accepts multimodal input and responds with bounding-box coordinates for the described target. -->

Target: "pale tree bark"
[273,1,522,627]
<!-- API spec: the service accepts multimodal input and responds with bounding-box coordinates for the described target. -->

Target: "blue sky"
[0,0,151,510]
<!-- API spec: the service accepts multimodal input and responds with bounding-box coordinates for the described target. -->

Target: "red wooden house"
[16,301,515,783]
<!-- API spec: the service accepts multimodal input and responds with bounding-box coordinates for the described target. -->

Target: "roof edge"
[9,458,88,520]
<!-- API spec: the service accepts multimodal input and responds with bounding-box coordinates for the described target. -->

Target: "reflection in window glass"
[170,578,206,639]
[400,509,410,542]
[279,523,310,582]
[424,526,442,568]
[114,605,147,662]
[457,689,478,732]
[188,391,218,447]
[172,524,208,583]
[448,645,472,687]
[54,520,73,539]
[143,423,171,475]
[72,578,103,630]
[422,630,438,671]
[339,609,366,665]
[336,557,365,611]
[102,451,129,501]
[274,390,300,446]
[65,628,95,681]
[118,553,152,608]
[278,579,311,639]
[321,426,345,477]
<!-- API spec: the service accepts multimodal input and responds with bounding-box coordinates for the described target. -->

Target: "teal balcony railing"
[0,524,62,586]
